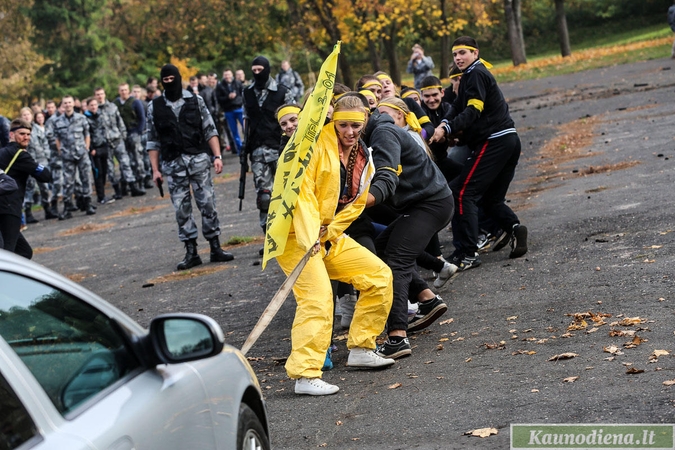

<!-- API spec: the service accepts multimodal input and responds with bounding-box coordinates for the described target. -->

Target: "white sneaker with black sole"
[295,377,339,396]
[347,347,396,368]
[433,261,459,288]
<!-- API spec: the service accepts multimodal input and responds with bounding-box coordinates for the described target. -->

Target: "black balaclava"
[160,64,183,102]
[252,56,271,90]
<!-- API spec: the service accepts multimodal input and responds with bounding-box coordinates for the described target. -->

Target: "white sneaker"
[295,377,339,396]
[347,347,396,368]
[433,261,458,288]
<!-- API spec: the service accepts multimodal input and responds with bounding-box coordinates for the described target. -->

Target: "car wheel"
[237,403,270,450]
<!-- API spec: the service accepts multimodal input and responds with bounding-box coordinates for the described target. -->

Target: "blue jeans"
[225,108,244,154]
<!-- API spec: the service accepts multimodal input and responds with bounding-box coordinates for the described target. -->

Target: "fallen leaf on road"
[436,344,444,351]
[484,342,506,350]
[618,317,646,326]
[318,443,327,447]
[388,383,402,389]
[439,318,454,325]
[567,315,588,331]
[648,245,663,249]
[652,350,670,359]
[604,345,622,355]
[563,376,579,383]
[548,352,578,361]
[623,335,646,348]
[439,338,449,342]
[455,337,465,341]
[246,356,265,361]
[531,389,539,393]
[663,380,675,386]
[465,428,498,438]
[465,357,472,363]
[336,421,343,426]
[609,329,635,337]
[536,339,549,344]
[506,316,518,321]
[626,367,644,374]
[586,327,599,334]
[424,361,434,364]
[560,333,575,338]
[512,350,537,355]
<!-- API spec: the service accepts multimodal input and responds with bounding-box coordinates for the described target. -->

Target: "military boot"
[59,201,73,220]
[112,183,123,200]
[43,202,58,220]
[76,195,86,212]
[209,236,235,263]
[49,199,59,219]
[66,198,79,211]
[120,180,128,196]
[177,239,202,270]
[84,197,96,216]
[24,205,39,224]
[129,182,146,197]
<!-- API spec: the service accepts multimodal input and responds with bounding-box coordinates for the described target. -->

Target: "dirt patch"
[32,246,64,255]
[585,186,609,193]
[213,172,239,184]
[581,160,640,175]
[65,273,94,283]
[58,222,115,236]
[146,264,233,284]
[106,205,167,219]
[197,236,264,256]
[537,116,599,170]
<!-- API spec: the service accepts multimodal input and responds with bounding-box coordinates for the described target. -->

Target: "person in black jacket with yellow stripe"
[431,36,528,272]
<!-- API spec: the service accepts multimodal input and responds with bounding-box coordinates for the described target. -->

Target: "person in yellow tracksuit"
[276,94,395,396]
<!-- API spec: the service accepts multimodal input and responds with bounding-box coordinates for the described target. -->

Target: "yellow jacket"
[290,123,375,252]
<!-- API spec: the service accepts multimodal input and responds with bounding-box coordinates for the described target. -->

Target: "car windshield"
[0,271,139,414]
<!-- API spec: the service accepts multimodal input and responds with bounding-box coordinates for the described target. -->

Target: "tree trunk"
[439,0,450,79]
[503,0,527,66]
[383,24,401,85]
[368,38,381,73]
[555,0,572,57]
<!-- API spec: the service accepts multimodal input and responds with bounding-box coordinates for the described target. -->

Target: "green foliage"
[226,236,257,245]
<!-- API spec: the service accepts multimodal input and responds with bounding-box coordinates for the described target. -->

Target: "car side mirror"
[149,314,225,365]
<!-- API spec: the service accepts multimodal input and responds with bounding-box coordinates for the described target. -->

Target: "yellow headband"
[277,105,301,122]
[359,89,377,101]
[361,80,382,89]
[449,73,462,79]
[420,85,443,91]
[332,111,366,123]
[452,45,478,52]
[401,90,419,99]
[376,74,393,83]
[378,102,422,133]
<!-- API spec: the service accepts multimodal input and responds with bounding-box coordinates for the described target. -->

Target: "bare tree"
[503,0,527,66]
[439,0,450,79]
[555,0,572,57]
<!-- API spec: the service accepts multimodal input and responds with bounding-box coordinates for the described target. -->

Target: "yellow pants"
[276,234,393,379]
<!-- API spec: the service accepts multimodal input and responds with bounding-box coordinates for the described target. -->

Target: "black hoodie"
[363,110,450,212]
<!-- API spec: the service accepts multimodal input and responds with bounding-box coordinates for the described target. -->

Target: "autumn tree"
[504,0,527,66]
[0,0,49,114]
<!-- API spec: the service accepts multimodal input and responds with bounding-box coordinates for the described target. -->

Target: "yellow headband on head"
[420,85,443,91]
[376,74,393,83]
[401,90,419,99]
[332,110,366,123]
[277,105,301,122]
[361,80,382,89]
[378,102,422,133]
[359,89,377,101]
[333,92,346,102]
[452,45,478,52]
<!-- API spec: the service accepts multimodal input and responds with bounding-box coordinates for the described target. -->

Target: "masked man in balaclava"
[242,56,295,254]
[147,64,235,270]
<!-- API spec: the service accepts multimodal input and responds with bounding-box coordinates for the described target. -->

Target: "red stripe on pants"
[457,141,489,215]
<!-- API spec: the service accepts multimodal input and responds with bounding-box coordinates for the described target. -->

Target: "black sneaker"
[375,338,412,359]
[450,253,482,272]
[509,224,528,258]
[408,295,447,332]
[491,229,511,252]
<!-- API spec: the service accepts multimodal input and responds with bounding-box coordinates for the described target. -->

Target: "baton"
[240,245,315,355]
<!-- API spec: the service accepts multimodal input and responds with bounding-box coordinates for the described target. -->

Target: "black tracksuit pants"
[449,132,521,257]
[375,195,453,333]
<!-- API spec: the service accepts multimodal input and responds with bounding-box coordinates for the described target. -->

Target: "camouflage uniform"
[146,90,221,241]
[24,123,52,205]
[44,115,63,198]
[98,101,135,186]
[243,78,295,230]
[51,112,93,200]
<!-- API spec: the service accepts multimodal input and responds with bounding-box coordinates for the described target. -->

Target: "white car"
[0,250,270,450]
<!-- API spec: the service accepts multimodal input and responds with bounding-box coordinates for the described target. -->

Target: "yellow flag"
[262,42,341,269]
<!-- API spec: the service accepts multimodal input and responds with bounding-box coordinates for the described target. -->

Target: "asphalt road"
[28,57,675,449]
